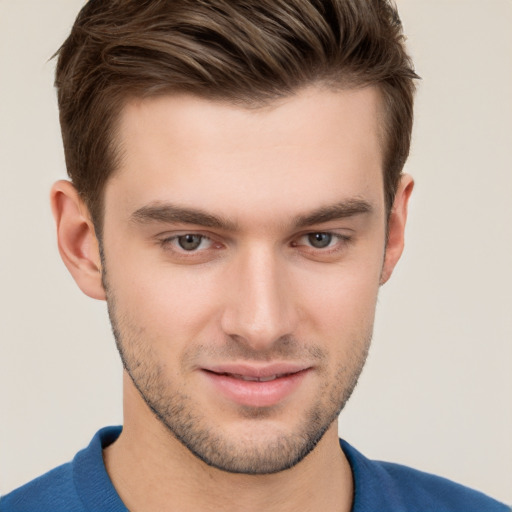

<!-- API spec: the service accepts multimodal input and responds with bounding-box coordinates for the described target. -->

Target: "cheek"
[106,252,225,344]
[300,277,379,347]
[295,252,383,330]
[103,224,384,349]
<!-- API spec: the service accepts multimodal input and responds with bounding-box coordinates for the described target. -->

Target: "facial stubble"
[102,265,372,475]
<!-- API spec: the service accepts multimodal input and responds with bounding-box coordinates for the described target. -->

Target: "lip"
[200,363,311,408]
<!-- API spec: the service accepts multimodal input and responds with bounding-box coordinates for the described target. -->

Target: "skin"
[51,85,413,512]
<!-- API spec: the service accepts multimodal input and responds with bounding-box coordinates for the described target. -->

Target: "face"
[100,86,395,474]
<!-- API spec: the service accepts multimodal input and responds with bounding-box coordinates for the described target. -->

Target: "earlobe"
[50,180,106,300]
[380,174,414,285]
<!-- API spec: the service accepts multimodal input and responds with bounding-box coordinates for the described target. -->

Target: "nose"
[220,244,298,351]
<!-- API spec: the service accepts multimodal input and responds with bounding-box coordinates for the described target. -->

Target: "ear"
[50,180,106,300]
[380,174,414,285]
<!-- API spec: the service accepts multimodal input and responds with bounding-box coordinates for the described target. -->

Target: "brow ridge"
[130,203,238,230]
[293,199,373,228]
[130,198,373,231]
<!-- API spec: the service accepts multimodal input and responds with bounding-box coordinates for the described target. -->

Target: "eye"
[160,233,214,252]
[156,232,225,264]
[177,234,206,251]
[291,231,352,259]
[306,232,333,249]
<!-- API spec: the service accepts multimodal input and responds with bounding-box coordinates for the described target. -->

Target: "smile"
[201,365,311,407]
[217,372,293,382]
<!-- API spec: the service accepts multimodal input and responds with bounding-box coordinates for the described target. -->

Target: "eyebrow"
[130,198,373,231]
[130,203,238,231]
[293,199,373,228]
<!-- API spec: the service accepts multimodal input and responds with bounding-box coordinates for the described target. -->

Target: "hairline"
[89,79,392,240]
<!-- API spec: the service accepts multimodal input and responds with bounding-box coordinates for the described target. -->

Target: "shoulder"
[0,462,84,512]
[377,460,509,512]
[340,439,510,512]
[1,426,124,512]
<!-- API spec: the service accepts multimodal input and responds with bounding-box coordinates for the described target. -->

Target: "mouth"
[200,364,311,407]
[207,371,298,382]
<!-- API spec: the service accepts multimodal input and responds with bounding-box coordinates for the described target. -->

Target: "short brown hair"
[55,0,418,234]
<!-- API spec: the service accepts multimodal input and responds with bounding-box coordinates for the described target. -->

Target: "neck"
[103,375,353,512]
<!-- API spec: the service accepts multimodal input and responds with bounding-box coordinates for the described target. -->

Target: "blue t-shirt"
[1,426,509,512]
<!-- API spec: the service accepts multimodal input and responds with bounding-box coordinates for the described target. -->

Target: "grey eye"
[307,233,332,248]
[178,234,203,251]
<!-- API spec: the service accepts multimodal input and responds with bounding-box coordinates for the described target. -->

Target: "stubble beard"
[103,279,371,475]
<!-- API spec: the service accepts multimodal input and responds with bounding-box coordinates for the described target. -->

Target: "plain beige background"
[1,0,511,504]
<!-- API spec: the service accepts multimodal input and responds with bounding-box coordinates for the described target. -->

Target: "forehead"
[106,86,385,227]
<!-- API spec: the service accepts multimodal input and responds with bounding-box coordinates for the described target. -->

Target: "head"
[52,0,417,475]
[55,0,417,237]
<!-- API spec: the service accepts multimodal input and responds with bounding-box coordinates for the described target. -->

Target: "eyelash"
[292,232,351,251]
[159,233,219,253]
[158,231,352,260]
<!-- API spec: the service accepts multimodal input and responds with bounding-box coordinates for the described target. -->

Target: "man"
[1,1,509,511]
